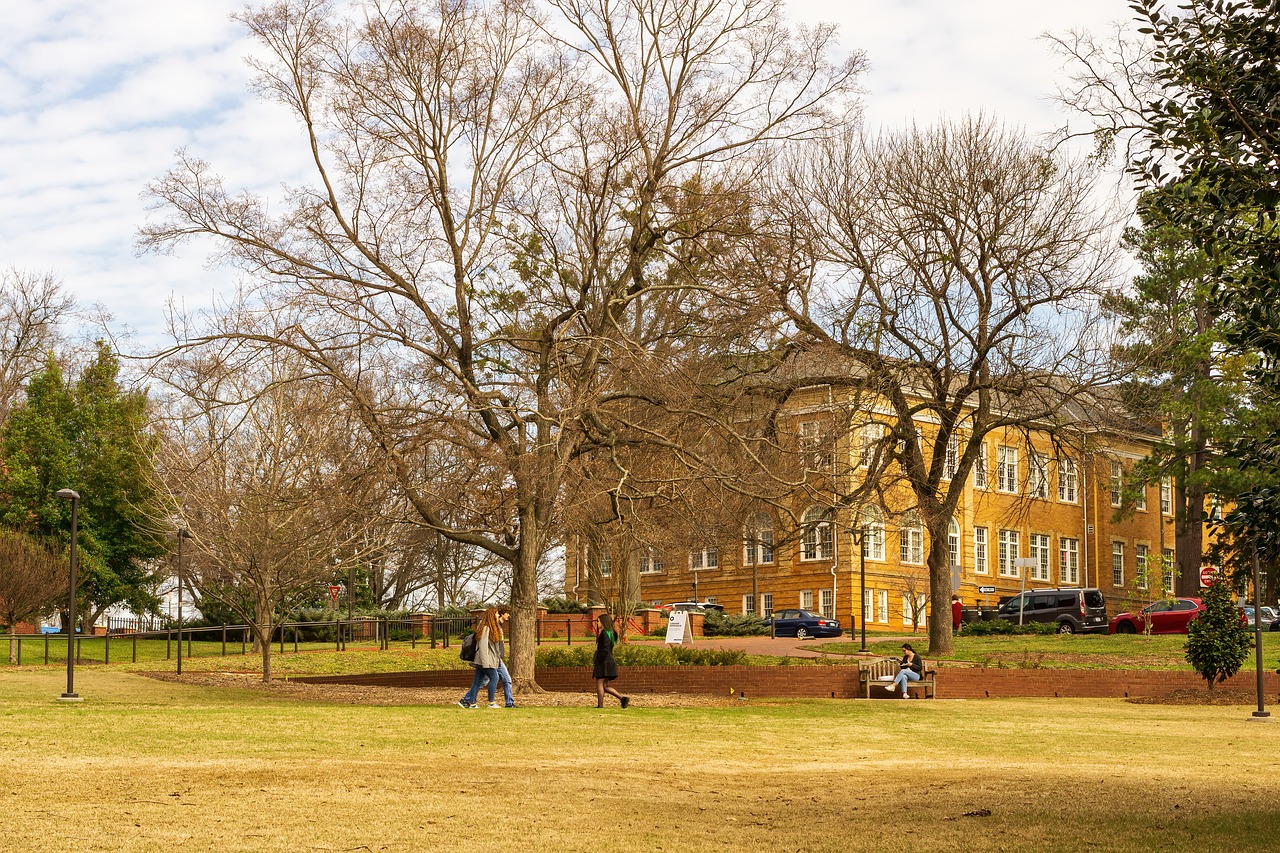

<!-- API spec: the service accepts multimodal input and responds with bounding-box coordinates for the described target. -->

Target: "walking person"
[952,595,963,633]
[459,607,504,709]
[884,642,923,698]
[593,612,630,709]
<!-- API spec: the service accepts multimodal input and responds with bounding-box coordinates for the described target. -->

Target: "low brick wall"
[297,665,1280,700]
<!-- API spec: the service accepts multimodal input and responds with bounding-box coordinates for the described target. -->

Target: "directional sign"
[978,586,996,594]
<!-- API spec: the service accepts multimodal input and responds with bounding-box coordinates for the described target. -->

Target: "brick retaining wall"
[298,665,1280,699]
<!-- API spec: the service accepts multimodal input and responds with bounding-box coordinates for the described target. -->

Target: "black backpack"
[460,632,477,662]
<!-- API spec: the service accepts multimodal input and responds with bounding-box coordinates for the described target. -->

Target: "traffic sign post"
[978,585,996,607]
[328,585,343,606]
[1014,558,1038,625]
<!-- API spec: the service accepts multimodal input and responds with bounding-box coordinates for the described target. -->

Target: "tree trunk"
[926,516,955,656]
[1175,465,1206,597]
[256,597,274,683]
[508,542,543,694]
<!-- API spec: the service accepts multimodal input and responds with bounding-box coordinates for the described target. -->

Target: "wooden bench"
[857,656,937,699]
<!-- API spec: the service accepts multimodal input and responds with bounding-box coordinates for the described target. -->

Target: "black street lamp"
[176,528,192,675]
[1251,550,1270,721]
[851,525,868,652]
[55,488,82,703]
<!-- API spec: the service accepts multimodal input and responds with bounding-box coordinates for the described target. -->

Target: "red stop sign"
[1199,566,1216,587]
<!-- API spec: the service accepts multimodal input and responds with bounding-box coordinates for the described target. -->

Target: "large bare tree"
[142,0,861,689]
[764,117,1121,654]
[0,269,74,422]
[0,530,68,662]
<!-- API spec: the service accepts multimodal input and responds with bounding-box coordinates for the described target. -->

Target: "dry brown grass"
[2,668,1278,852]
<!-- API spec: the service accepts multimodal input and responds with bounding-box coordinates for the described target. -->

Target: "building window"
[863,591,875,624]
[1161,477,1172,515]
[1136,544,1149,589]
[1058,456,1078,503]
[998,529,1020,578]
[1060,537,1080,586]
[1135,483,1147,512]
[903,594,926,628]
[997,445,1019,493]
[1163,548,1175,592]
[742,513,775,565]
[820,588,833,618]
[801,506,834,561]
[800,420,832,470]
[639,549,663,574]
[1029,452,1048,499]
[974,526,989,575]
[948,518,960,573]
[942,433,959,480]
[1029,533,1051,582]
[876,589,889,623]
[862,507,885,561]
[598,556,612,577]
[690,546,718,570]
[800,590,813,610]
[761,593,774,618]
[899,511,924,565]
[974,442,988,489]
[858,423,885,468]
[1111,541,1125,587]
[743,594,755,615]
[1110,461,1123,508]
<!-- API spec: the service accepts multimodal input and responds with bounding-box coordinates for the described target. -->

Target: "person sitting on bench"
[884,642,922,697]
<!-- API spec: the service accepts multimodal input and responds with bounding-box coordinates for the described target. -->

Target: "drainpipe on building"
[1081,454,1090,589]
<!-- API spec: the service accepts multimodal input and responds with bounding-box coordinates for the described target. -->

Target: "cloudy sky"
[0,0,1133,350]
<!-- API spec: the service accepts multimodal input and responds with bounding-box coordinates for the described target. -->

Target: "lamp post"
[175,528,192,675]
[1251,549,1271,721]
[55,489,82,702]
[849,525,867,652]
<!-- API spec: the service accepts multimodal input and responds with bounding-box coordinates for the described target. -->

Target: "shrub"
[540,597,589,614]
[702,610,771,637]
[1185,572,1252,688]
[535,645,747,667]
[960,619,1055,636]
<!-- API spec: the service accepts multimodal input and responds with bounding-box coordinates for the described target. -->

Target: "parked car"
[1109,597,1207,634]
[768,609,842,639]
[1240,606,1279,630]
[994,588,1109,634]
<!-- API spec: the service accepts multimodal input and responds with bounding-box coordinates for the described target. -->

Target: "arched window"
[900,510,924,564]
[861,506,885,561]
[801,506,834,561]
[742,513,775,565]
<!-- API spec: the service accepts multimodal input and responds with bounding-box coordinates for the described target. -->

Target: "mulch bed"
[1129,686,1280,706]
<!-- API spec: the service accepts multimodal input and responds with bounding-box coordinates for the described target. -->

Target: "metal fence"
[2,614,598,668]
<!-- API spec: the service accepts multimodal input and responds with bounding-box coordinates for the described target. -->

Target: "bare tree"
[0,530,68,662]
[154,343,376,681]
[0,269,74,421]
[142,0,861,690]
[764,117,1121,654]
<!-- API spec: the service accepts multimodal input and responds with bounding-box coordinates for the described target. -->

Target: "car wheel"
[796,627,810,640]
[1116,622,1136,634]
[1056,621,1075,635]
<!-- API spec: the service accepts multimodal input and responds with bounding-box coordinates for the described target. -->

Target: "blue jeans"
[476,662,514,706]
[462,666,498,705]
[892,669,921,694]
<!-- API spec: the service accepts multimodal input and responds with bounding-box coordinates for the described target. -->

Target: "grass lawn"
[2,669,1278,852]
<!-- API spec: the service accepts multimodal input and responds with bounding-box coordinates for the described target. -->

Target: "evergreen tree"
[1185,571,1251,689]
[0,344,167,627]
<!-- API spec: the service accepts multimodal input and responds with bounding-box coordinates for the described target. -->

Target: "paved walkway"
[629,634,921,658]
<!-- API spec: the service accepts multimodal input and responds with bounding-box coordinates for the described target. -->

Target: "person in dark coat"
[593,613,630,709]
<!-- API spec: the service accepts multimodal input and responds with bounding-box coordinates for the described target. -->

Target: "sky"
[0,0,1134,351]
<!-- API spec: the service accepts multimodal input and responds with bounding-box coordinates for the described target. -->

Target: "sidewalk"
[629,634,912,659]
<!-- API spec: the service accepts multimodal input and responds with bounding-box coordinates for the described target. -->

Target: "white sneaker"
[884,683,896,692]
[488,703,500,708]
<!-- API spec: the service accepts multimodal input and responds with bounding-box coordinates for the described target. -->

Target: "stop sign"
[1199,566,1216,587]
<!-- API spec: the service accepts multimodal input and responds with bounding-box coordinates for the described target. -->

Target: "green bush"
[1185,573,1252,687]
[535,644,747,667]
[540,597,589,614]
[702,610,771,637]
[960,619,1055,636]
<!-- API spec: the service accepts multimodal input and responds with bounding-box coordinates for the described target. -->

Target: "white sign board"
[665,610,693,645]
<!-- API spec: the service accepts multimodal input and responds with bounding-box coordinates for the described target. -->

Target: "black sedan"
[768,609,842,639]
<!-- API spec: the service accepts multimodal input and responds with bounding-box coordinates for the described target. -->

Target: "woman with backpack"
[593,613,630,709]
[458,607,504,708]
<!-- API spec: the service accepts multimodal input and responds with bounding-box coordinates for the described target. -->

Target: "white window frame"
[998,529,1020,578]
[1058,456,1078,503]
[742,594,756,615]
[863,591,874,624]
[800,590,813,610]
[1029,452,1048,499]
[899,512,924,565]
[997,445,1019,493]
[1161,477,1172,515]
[876,589,888,623]
[858,423,885,468]
[599,556,612,578]
[902,594,927,628]
[1059,537,1080,586]
[948,518,961,573]
[1135,483,1147,512]
[742,513,775,565]
[639,548,663,574]
[1136,544,1149,590]
[1110,461,1124,508]
[1029,533,1051,582]
[801,506,834,561]
[861,508,885,561]
[974,526,989,575]
[690,546,718,570]
[819,588,834,618]
[942,433,959,480]
[1111,541,1125,587]
[1162,548,1175,593]
[973,442,988,489]
[761,593,774,618]
[800,420,832,470]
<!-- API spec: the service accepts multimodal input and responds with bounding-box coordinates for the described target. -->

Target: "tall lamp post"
[1251,549,1271,721]
[55,489,82,702]
[176,529,192,675]
[850,525,867,652]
